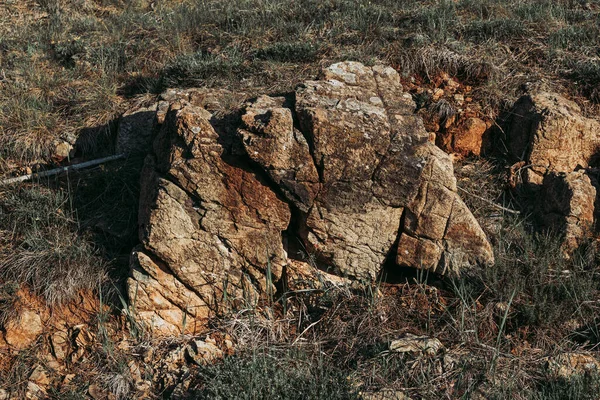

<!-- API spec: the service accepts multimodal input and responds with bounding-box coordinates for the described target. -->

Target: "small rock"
[548,353,600,378]
[450,117,488,156]
[432,88,444,101]
[29,365,49,386]
[4,310,43,349]
[62,374,76,386]
[185,340,223,365]
[88,383,108,400]
[25,382,46,400]
[53,141,74,162]
[0,389,8,400]
[538,171,596,255]
[50,331,69,360]
[390,334,444,356]
[453,94,464,106]
[444,78,460,91]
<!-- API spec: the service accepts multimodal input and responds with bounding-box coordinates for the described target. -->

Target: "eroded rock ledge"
[127,62,493,335]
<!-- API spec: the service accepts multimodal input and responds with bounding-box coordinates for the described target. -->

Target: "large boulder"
[128,62,494,334]
[130,101,290,334]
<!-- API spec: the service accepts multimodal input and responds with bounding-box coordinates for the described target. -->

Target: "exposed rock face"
[238,95,320,212]
[507,92,600,184]
[129,62,493,334]
[506,91,600,253]
[130,101,290,334]
[396,145,493,275]
[538,171,596,254]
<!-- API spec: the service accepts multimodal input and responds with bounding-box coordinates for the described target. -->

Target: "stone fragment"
[50,331,69,360]
[4,310,43,349]
[390,334,444,356]
[547,353,600,379]
[29,365,49,386]
[25,382,46,400]
[185,339,223,365]
[239,95,320,211]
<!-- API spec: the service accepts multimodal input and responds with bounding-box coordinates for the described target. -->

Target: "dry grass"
[1,0,599,168]
[0,185,108,306]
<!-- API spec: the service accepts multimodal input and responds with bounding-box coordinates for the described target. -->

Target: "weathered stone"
[29,365,49,386]
[88,384,108,400]
[449,117,488,156]
[133,100,290,334]
[3,310,43,349]
[185,339,223,365]
[239,95,320,212]
[52,141,74,162]
[50,331,69,360]
[547,352,600,379]
[390,334,444,356]
[397,145,493,274]
[293,62,432,280]
[507,92,600,184]
[128,249,210,335]
[25,381,46,400]
[128,62,493,333]
[538,171,596,254]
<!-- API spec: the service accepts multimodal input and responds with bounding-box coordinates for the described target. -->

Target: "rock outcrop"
[506,91,600,253]
[128,62,494,334]
[507,92,600,185]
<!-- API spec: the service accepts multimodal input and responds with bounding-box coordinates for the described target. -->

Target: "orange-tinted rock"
[450,117,488,156]
[4,310,43,349]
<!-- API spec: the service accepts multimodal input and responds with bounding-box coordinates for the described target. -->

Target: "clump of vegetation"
[0,185,108,305]
[192,349,359,400]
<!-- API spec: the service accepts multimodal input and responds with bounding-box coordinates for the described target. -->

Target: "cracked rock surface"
[128,62,494,335]
[506,91,600,254]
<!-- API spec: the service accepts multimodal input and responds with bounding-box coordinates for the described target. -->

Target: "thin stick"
[457,185,520,215]
[0,154,126,185]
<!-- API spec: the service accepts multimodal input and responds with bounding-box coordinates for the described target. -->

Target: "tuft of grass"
[254,42,320,63]
[0,185,108,305]
[191,348,359,400]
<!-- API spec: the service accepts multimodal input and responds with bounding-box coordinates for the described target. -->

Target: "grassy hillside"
[1,1,600,398]
[1,0,599,166]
